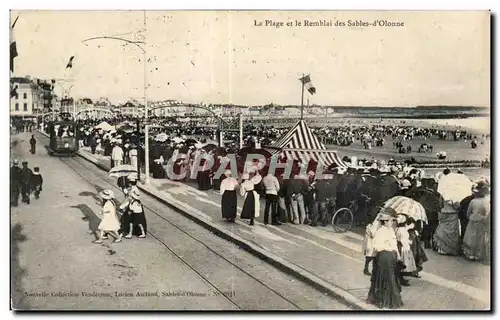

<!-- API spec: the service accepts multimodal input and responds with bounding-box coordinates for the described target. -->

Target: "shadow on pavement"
[11,223,28,310]
[70,204,101,241]
[78,191,101,204]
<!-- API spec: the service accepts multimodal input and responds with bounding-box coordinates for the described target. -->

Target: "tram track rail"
[63,154,307,309]
[33,130,309,309]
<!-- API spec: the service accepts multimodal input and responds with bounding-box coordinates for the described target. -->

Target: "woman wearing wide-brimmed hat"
[220,170,239,223]
[366,207,404,309]
[95,190,122,244]
[462,180,490,261]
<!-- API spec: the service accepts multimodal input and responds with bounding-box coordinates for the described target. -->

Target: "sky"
[10,10,490,107]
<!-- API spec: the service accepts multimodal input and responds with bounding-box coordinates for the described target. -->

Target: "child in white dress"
[95,189,122,244]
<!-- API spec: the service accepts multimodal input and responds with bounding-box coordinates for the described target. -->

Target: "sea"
[330,106,489,119]
[327,106,490,133]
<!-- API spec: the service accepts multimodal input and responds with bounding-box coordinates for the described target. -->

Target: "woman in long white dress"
[95,189,122,244]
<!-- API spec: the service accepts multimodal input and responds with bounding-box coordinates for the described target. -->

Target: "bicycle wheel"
[331,208,354,233]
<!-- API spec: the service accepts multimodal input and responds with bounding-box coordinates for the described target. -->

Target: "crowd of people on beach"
[37,116,489,157]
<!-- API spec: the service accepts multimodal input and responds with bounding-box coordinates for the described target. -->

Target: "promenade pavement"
[57,143,492,310]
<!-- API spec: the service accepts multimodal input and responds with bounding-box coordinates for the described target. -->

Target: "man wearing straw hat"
[111,141,124,168]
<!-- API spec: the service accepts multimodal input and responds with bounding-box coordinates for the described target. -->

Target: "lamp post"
[82,21,150,184]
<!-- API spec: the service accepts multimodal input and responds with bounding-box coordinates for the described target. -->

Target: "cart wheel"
[332,208,353,233]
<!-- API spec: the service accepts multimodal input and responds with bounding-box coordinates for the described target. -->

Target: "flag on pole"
[10,14,20,73]
[66,56,75,68]
[299,74,316,95]
[10,84,18,98]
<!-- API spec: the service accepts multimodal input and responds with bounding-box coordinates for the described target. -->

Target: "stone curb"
[37,130,374,310]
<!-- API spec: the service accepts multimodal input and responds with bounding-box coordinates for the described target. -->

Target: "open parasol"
[202,143,218,152]
[95,121,114,132]
[119,123,135,133]
[437,173,473,209]
[109,164,138,178]
[155,133,169,142]
[383,196,428,224]
[185,138,198,146]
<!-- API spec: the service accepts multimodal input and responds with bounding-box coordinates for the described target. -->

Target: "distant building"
[73,98,112,119]
[10,76,56,119]
[119,100,144,117]
[242,106,261,116]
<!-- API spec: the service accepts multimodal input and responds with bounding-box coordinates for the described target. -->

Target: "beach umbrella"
[383,196,428,224]
[155,133,169,142]
[185,138,198,145]
[202,143,218,152]
[120,124,135,133]
[437,173,473,209]
[95,121,114,132]
[109,164,137,178]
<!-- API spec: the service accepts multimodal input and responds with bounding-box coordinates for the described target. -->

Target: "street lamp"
[82,26,151,184]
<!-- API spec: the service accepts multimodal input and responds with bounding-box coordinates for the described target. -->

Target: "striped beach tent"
[266,120,349,169]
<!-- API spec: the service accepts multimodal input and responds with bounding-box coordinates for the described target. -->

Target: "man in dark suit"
[20,161,33,204]
[29,135,37,154]
[10,159,22,207]
[378,166,401,202]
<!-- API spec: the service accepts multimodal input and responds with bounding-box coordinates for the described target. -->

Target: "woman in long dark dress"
[220,170,238,223]
[197,154,212,190]
[367,208,404,309]
[240,174,260,226]
[120,188,147,238]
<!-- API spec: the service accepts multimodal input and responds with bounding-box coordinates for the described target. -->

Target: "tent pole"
[239,113,243,149]
[300,73,304,120]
